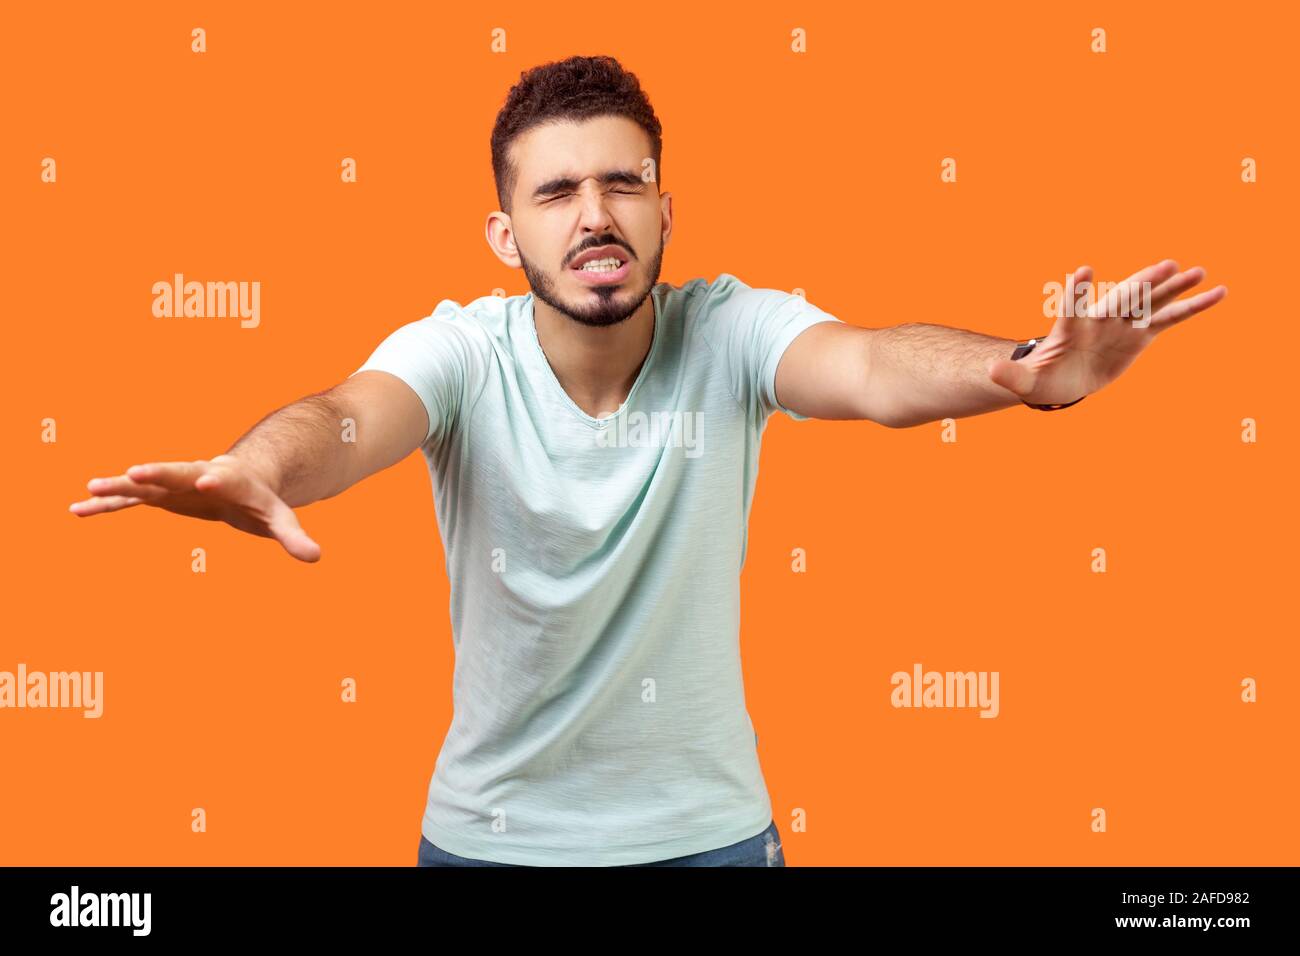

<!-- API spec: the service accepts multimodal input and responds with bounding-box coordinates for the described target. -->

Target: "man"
[68,55,1227,867]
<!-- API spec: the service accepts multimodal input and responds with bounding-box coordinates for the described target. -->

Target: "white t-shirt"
[351,272,842,865]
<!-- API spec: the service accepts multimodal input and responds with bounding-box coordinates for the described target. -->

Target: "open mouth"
[569,248,632,285]
[574,256,626,274]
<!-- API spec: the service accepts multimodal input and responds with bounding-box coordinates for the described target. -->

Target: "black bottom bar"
[0,866,1288,941]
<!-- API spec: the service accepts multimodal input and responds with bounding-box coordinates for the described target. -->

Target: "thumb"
[987,357,1036,398]
[267,500,323,563]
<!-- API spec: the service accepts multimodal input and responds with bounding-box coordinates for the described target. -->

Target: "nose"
[574,183,616,233]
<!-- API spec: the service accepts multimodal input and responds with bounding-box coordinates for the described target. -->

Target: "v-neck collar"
[525,288,662,430]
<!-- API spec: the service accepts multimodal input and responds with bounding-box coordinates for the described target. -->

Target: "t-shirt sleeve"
[347,301,489,447]
[698,272,844,423]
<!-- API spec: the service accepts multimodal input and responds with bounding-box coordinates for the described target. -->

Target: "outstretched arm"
[68,369,429,562]
[774,260,1228,428]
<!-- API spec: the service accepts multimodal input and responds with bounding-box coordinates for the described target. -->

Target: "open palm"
[68,454,322,562]
[988,259,1228,406]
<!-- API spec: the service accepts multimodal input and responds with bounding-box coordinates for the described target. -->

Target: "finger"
[68,495,146,516]
[126,460,211,491]
[1088,259,1180,320]
[1114,258,1180,292]
[1147,284,1228,332]
[1149,267,1206,313]
[1045,265,1093,344]
[1055,265,1091,310]
[85,474,170,499]
[1087,259,1178,320]
[1062,264,1093,325]
[266,500,322,563]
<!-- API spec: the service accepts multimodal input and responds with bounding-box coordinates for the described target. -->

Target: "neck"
[533,296,656,418]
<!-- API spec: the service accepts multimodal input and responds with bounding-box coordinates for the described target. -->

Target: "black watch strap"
[1010,337,1085,411]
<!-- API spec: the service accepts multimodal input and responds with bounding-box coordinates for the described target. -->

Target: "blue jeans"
[417,819,785,867]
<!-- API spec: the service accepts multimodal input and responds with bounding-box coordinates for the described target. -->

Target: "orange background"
[2,1,1294,865]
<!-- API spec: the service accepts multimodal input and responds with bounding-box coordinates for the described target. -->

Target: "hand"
[68,454,322,562]
[987,259,1228,406]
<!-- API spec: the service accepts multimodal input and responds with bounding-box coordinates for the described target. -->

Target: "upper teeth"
[579,257,623,271]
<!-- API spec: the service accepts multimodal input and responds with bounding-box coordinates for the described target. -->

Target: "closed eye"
[543,188,641,203]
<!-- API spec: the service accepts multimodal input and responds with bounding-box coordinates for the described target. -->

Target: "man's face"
[491,115,671,328]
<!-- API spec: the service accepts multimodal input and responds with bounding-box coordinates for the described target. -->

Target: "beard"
[519,236,665,328]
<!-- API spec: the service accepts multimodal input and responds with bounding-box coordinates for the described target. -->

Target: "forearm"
[868,323,1020,428]
[223,390,355,507]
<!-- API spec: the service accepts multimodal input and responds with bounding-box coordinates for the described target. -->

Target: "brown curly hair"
[490,55,663,214]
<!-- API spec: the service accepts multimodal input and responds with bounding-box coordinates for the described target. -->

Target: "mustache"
[567,240,635,265]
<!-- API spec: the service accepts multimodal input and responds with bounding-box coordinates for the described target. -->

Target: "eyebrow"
[531,169,646,201]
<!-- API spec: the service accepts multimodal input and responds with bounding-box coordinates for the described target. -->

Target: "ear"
[484,211,521,268]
